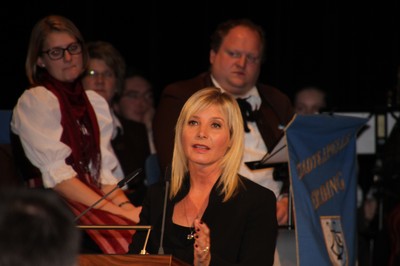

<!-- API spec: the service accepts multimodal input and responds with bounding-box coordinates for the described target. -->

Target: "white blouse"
[11,86,123,188]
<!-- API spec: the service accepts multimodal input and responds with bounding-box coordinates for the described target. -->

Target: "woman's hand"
[193,218,211,266]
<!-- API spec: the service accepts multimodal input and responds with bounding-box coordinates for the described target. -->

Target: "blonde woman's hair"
[170,87,244,202]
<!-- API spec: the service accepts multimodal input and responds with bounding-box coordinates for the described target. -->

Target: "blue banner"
[285,114,368,266]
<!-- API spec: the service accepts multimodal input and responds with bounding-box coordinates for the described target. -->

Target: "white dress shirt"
[211,77,282,197]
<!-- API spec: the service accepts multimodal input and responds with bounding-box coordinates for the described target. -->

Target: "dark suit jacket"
[129,176,278,266]
[153,72,294,191]
[111,114,150,192]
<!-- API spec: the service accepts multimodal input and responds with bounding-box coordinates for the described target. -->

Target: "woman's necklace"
[183,197,196,240]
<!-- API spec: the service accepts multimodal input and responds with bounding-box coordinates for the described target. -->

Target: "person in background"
[114,67,160,186]
[153,18,294,226]
[81,41,150,205]
[10,15,140,254]
[293,86,326,115]
[129,87,278,266]
[114,67,156,154]
[0,187,80,266]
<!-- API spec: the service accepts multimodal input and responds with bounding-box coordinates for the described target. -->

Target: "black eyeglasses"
[41,42,82,60]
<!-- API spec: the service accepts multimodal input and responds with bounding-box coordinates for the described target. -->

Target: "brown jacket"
[153,72,294,174]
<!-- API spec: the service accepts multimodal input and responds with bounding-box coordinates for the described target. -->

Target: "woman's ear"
[37,57,45,68]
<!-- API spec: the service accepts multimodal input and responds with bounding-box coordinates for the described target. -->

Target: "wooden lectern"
[78,254,189,266]
[77,225,190,265]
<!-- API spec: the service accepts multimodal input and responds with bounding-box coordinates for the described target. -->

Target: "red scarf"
[40,73,135,253]
[41,72,101,191]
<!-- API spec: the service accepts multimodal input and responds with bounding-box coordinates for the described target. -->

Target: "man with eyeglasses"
[114,67,156,155]
[153,18,294,227]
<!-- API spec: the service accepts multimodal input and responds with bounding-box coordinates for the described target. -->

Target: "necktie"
[236,97,256,132]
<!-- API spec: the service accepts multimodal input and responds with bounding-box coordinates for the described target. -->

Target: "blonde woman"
[129,87,277,266]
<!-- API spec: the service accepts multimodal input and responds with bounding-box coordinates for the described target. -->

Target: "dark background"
[1,1,400,111]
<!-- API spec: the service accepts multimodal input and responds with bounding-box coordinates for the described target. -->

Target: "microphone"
[117,168,143,188]
[74,168,143,222]
[140,227,152,255]
[158,165,171,254]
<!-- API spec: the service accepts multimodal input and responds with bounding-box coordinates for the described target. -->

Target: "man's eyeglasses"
[42,42,82,60]
[225,49,261,64]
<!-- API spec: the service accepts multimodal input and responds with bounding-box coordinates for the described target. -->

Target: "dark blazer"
[129,176,278,266]
[111,114,150,197]
[153,72,294,175]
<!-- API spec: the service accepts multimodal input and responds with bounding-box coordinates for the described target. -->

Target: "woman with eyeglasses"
[114,67,156,153]
[81,41,151,206]
[10,15,141,254]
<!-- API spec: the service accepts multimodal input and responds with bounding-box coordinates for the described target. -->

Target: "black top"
[129,175,278,266]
